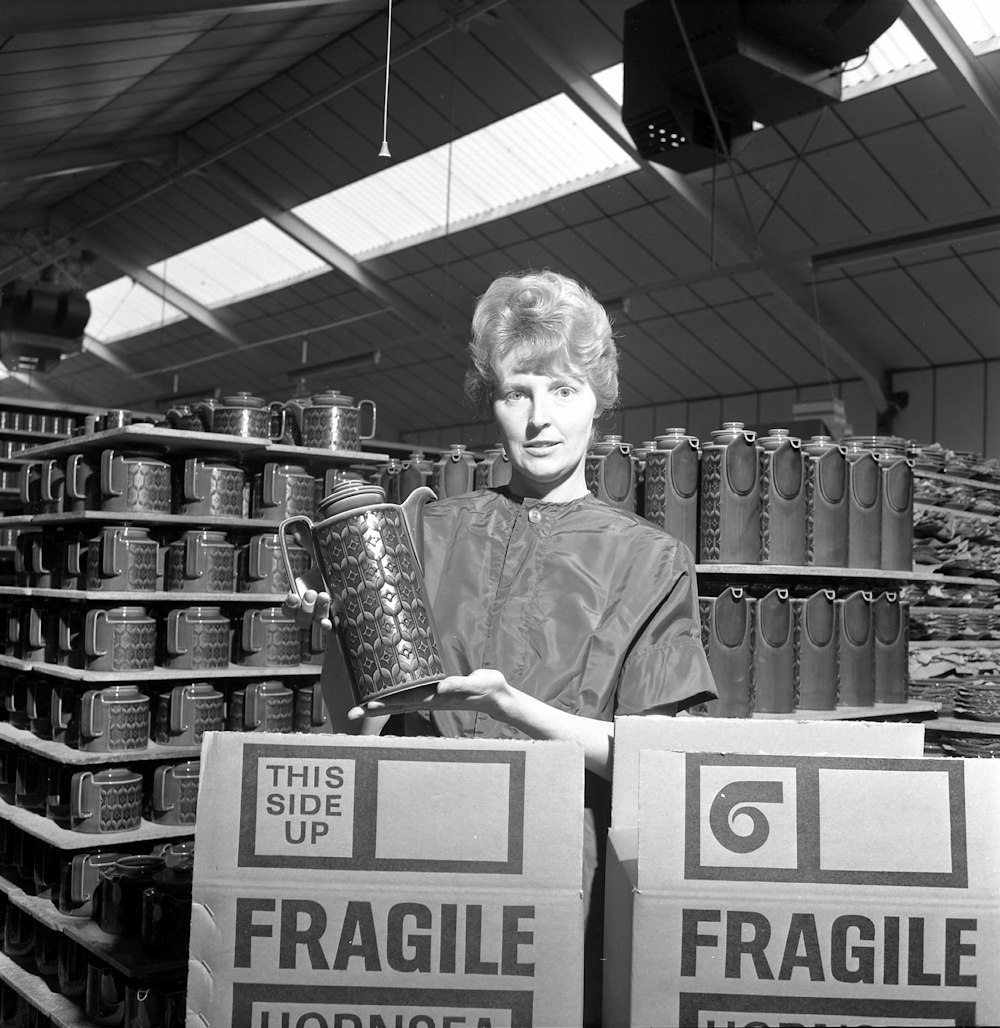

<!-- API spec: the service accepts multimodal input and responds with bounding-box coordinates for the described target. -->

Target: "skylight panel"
[293,93,639,260]
[85,277,186,344]
[937,0,1000,50]
[840,18,931,94]
[146,219,330,308]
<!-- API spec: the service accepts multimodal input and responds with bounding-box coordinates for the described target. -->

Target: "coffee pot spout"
[401,485,437,569]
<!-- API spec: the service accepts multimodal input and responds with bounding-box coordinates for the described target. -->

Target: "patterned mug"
[163,605,232,670]
[70,767,144,834]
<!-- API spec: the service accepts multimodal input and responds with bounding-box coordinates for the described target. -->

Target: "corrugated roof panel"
[938,0,1000,48]
[292,93,639,261]
[86,277,187,344]
[146,218,330,308]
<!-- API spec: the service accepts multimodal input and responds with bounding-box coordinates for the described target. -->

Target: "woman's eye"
[556,386,576,398]
[504,390,524,402]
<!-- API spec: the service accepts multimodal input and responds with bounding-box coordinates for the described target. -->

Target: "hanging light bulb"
[379,0,393,158]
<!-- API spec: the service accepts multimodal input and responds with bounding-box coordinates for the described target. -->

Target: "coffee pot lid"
[318,480,388,517]
[220,391,266,408]
[311,390,355,406]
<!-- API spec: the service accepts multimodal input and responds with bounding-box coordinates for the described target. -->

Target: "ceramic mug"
[14,752,49,814]
[23,529,60,588]
[61,526,90,590]
[238,531,310,594]
[124,979,187,1028]
[57,933,89,997]
[165,529,235,593]
[85,961,129,1025]
[58,849,122,918]
[141,863,193,958]
[238,606,301,666]
[32,839,60,902]
[97,855,166,936]
[152,681,225,746]
[51,681,80,746]
[99,448,173,514]
[70,767,144,834]
[1,902,34,959]
[150,759,201,825]
[83,606,157,672]
[16,603,48,663]
[79,684,150,753]
[178,453,246,517]
[251,462,315,522]
[54,605,85,669]
[227,679,294,733]
[19,459,64,514]
[86,525,159,592]
[293,681,329,733]
[25,676,53,739]
[33,922,60,977]
[163,605,232,669]
[64,451,99,512]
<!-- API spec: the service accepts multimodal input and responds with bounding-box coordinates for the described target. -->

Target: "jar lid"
[317,480,388,517]
[311,390,354,406]
[221,392,266,408]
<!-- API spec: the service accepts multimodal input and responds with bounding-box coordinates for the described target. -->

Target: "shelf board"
[0,654,322,682]
[914,501,1000,524]
[909,639,1000,649]
[694,564,996,586]
[744,700,939,721]
[0,794,193,852]
[914,469,1000,493]
[0,949,90,1027]
[0,722,201,765]
[0,510,280,530]
[0,586,287,604]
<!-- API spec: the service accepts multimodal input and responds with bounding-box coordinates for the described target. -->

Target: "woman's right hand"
[282,567,336,633]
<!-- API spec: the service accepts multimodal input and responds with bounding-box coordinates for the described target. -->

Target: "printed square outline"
[683,753,967,888]
[238,743,526,873]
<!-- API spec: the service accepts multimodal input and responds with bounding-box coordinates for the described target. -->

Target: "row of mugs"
[20,449,350,521]
[2,603,322,672]
[8,751,199,832]
[15,525,312,595]
[0,409,76,434]
[3,678,328,750]
[1,888,186,1026]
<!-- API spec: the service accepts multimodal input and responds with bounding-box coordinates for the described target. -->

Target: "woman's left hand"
[347,669,513,721]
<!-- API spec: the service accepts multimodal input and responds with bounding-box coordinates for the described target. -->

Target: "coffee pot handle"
[359,399,377,441]
[152,765,174,815]
[400,486,436,572]
[169,684,191,734]
[79,689,103,739]
[84,609,108,658]
[184,458,205,503]
[71,770,94,820]
[104,528,124,578]
[241,610,261,655]
[278,516,319,594]
[167,609,188,656]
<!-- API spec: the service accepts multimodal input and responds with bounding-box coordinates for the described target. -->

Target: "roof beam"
[501,4,890,412]
[0,0,368,34]
[208,162,440,334]
[902,0,1000,154]
[0,141,176,187]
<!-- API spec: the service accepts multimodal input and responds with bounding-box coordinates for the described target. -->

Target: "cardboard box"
[188,732,585,1028]
[605,716,936,1027]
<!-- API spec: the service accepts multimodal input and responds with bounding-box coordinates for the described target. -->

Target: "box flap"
[612,714,924,830]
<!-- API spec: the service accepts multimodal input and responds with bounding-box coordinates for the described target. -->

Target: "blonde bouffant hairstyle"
[464,269,620,419]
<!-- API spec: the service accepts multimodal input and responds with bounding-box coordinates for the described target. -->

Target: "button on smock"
[528,508,542,523]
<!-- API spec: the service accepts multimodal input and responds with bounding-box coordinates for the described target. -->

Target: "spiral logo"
[709,780,784,853]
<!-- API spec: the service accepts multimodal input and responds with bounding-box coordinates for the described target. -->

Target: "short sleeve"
[614,541,717,716]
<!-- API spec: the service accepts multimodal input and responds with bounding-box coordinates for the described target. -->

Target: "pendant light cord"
[379,0,393,157]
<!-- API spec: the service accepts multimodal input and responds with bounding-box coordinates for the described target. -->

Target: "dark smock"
[404,488,717,1023]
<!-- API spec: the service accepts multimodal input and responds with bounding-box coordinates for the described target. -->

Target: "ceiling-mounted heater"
[622,0,908,172]
[0,279,91,373]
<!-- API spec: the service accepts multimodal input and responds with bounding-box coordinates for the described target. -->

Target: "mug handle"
[103,528,125,578]
[358,399,377,441]
[241,610,261,655]
[167,609,188,657]
[79,690,104,739]
[152,765,174,816]
[268,403,286,442]
[247,535,266,582]
[51,686,72,733]
[65,453,84,502]
[184,458,206,503]
[71,771,94,820]
[84,609,108,658]
[169,684,191,734]
[185,535,205,582]
[100,449,122,498]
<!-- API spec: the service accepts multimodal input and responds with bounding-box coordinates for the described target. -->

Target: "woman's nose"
[527,394,552,427]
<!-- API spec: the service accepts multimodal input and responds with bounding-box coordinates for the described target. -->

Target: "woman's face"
[492,354,598,501]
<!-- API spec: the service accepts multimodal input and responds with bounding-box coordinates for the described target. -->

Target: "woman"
[285,269,716,1023]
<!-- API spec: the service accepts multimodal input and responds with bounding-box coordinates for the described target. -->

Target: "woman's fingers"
[282,587,333,631]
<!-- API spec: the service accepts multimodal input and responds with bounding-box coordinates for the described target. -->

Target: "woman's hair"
[464,269,620,418]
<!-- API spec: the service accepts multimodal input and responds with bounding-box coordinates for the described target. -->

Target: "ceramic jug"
[642,428,700,555]
[432,444,477,499]
[278,481,446,706]
[474,444,513,490]
[398,451,434,500]
[283,389,376,451]
[800,436,848,568]
[585,434,637,512]
[873,590,908,703]
[843,446,882,569]
[757,428,806,565]
[793,589,838,710]
[699,422,760,563]
[879,453,914,571]
[696,587,754,718]
[752,587,795,713]
[836,589,875,707]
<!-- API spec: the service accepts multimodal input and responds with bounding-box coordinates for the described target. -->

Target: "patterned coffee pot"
[281,389,376,451]
[278,481,446,707]
[193,392,285,439]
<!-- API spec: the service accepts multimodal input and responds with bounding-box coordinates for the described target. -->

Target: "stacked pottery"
[699,422,759,564]
[642,429,699,555]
